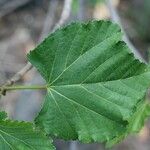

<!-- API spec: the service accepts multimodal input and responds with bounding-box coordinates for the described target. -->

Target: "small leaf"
[0,111,55,150]
[27,20,150,146]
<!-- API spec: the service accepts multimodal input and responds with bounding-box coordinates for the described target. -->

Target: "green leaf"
[27,20,150,146]
[0,111,55,150]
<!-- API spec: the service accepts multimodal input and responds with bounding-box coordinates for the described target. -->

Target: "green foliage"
[27,20,150,147]
[0,111,54,150]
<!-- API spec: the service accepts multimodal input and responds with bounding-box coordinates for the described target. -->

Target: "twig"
[4,62,32,86]
[52,0,73,32]
[38,0,58,42]
[4,0,73,87]
[106,0,146,63]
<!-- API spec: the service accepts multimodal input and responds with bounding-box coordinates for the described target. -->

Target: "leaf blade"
[0,111,55,150]
[28,20,150,146]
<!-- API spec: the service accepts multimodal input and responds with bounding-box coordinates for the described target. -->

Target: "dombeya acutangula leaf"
[27,20,150,147]
[0,111,55,150]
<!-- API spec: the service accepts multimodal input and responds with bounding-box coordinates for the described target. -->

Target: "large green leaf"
[0,111,55,150]
[27,20,150,146]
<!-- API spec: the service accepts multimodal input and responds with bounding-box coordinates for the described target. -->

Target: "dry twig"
[4,0,73,87]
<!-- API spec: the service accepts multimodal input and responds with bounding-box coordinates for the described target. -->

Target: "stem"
[0,85,47,95]
[4,85,47,91]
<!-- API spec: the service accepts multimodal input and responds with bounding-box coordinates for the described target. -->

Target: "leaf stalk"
[0,85,47,96]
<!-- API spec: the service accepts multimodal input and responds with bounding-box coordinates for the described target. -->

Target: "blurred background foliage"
[0,0,150,150]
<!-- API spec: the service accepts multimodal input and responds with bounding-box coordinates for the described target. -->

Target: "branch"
[4,62,32,86]
[38,0,58,42]
[52,0,73,32]
[4,0,73,87]
[106,0,146,63]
